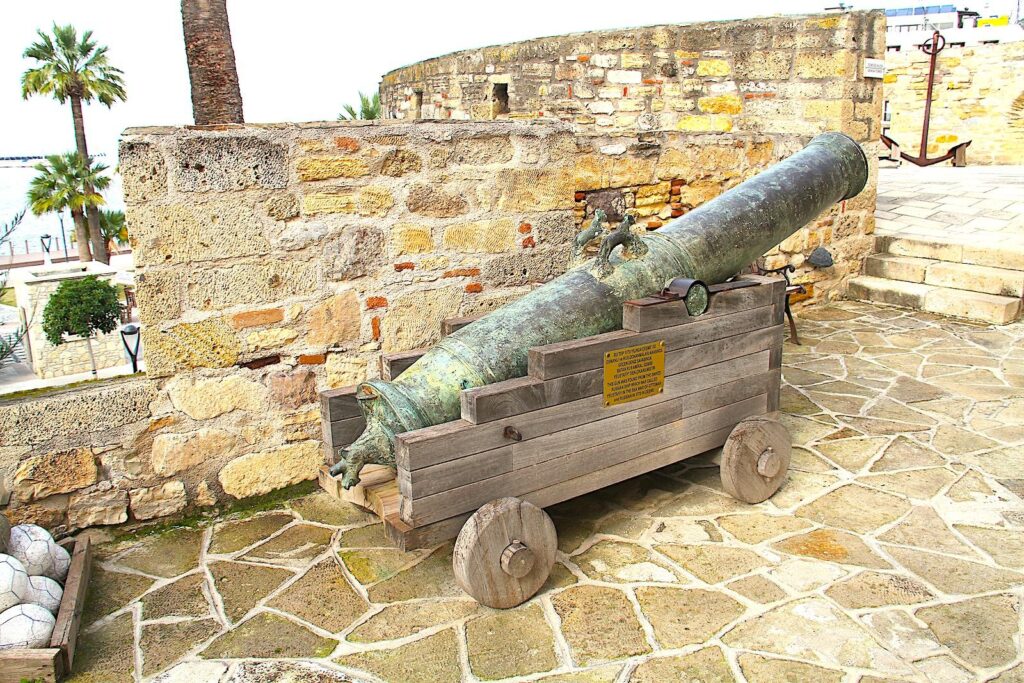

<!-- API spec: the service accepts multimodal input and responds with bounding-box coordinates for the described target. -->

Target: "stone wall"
[380,11,885,141]
[0,115,878,530]
[884,40,1024,165]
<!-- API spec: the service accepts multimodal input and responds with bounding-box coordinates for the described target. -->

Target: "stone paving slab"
[876,165,1024,247]
[67,302,1024,682]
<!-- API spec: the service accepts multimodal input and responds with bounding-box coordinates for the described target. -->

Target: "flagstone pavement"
[68,301,1024,683]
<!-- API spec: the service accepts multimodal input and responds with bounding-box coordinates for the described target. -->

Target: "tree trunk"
[70,208,92,263]
[85,336,98,376]
[181,0,245,125]
[69,94,109,265]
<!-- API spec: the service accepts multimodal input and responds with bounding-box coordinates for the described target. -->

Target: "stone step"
[848,275,1022,325]
[864,255,1024,297]
[876,235,1024,272]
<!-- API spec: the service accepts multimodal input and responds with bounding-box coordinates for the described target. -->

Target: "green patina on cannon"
[331,132,868,488]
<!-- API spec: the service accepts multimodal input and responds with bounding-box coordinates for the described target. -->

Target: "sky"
[0,0,1019,160]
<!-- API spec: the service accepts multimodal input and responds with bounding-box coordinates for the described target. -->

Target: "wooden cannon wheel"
[721,416,791,504]
[453,497,557,609]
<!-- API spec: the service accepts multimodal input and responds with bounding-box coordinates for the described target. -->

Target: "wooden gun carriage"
[320,274,790,609]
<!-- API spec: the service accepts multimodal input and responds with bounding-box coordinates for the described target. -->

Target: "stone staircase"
[1,331,26,364]
[848,234,1024,325]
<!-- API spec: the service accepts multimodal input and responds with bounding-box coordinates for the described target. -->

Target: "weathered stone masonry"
[381,12,885,141]
[0,11,882,530]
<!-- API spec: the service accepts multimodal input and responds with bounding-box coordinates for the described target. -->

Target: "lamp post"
[120,323,141,373]
[58,213,68,261]
[40,234,52,266]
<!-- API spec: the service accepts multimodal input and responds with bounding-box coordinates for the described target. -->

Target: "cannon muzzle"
[332,132,868,486]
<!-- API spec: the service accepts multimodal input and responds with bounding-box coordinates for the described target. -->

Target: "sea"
[0,159,124,256]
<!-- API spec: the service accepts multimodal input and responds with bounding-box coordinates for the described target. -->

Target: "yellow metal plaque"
[603,341,665,407]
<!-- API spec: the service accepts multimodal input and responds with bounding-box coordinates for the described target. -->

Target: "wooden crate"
[320,276,784,550]
[0,536,93,683]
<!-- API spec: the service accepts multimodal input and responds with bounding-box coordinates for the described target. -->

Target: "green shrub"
[42,275,120,346]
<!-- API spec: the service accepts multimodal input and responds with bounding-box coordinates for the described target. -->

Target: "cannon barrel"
[333,132,868,487]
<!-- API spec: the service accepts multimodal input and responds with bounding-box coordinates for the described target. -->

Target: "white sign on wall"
[864,58,886,79]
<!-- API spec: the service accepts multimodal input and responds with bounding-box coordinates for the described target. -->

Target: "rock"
[796,484,910,533]
[349,599,477,643]
[635,587,743,647]
[655,544,768,584]
[722,598,911,672]
[381,287,462,353]
[773,528,891,569]
[209,512,295,555]
[268,368,318,410]
[879,506,977,557]
[325,224,385,280]
[768,558,847,592]
[267,558,367,632]
[305,291,361,347]
[726,575,788,603]
[151,428,236,477]
[368,545,461,602]
[69,612,135,682]
[141,617,220,677]
[573,540,679,583]
[825,571,934,609]
[380,148,422,177]
[954,525,1024,568]
[152,661,228,683]
[140,573,211,620]
[129,481,187,521]
[208,561,293,623]
[67,489,128,529]
[630,647,733,682]
[737,653,844,683]
[166,375,268,420]
[13,447,98,501]
[406,184,468,218]
[915,656,974,683]
[337,629,461,683]
[717,513,812,544]
[115,527,203,578]
[82,566,153,627]
[917,595,1020,668]
[241,524,333,566]
[287,491,373,527]
[442,218,518,253]
[324,354,368,388]
[885,545,1022,594]
[465,603,558,679]
[201,612,337,659]
[194,481,217,507]
[218,441,322,499]
[861,609,942,661]
[551,585,651,665]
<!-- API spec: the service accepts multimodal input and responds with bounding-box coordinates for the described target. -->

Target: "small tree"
[1,212,26,368]
[338,91,381,121]
[42,275,120,376]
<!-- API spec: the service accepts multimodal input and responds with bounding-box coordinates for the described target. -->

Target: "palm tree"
[27,153,110,263]
[338,91,381,121]
[22,24,125,265]
[99,209,128,254]
[181,0,244,125]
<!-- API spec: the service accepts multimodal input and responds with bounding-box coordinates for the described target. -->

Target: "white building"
[884,4,1024,50]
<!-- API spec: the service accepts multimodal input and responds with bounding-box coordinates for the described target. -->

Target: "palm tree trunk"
[181,0,245,125]
[69,94,108,264]
[71,208,92,263]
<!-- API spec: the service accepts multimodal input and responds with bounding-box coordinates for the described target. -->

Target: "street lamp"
[120,323,141,373]
[40,234,52,266]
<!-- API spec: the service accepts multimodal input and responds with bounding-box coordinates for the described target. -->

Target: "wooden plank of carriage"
[401,372,771,500]
[461,325,780,424]
[380,348,428,381]
[398,346,773,472]
[319,386,364,462]
[402,392,768,526]
[621,275,782,333]
[528,304,774,380]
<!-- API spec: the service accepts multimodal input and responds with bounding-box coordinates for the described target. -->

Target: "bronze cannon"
[331,132,868,488]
